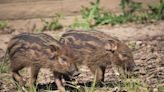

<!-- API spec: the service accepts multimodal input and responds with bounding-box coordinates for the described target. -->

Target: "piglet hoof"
[21,86,28,92]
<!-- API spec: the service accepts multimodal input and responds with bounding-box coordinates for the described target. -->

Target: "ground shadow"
[36,82,80,92]
[76,80,121,88]
[36,80,123,92]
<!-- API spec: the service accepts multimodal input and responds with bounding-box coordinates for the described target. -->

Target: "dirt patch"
[133,36,164,90]
[0,0,159,19]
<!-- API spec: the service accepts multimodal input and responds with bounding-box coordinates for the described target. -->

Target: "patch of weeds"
[14,81,25,92]
[79,0,143,26]
[0,59,9,73]
[74,0,164,29]
[14,81,37,92]
[116,71,149,92]
[148,0,164,20]
[128,41,140,50]
[158,86,164,92]
[120,0,142,15]
[69,0,100,29]
[69,18,91,30]
[94,12,128,25]
[81,0,100,24]
[122,79,148,92]
[88,72,97,92]
[95,0,142,25]
[29,84,37,92]
[156,80,164,92]
[81,0,100,20]
[0,20,8,30]
[36,13,63,32]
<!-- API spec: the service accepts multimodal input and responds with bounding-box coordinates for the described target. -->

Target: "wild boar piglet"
[7,33,79,92]
[60,30,136,83]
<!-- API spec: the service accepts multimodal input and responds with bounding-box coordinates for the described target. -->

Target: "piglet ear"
[48,42,61,52]
[48,42,61,59]
[105,40,118,53]
[49,45,58,52]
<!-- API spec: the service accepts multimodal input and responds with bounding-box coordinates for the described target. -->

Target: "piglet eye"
[122,53,128,57]
[62,57,67,61]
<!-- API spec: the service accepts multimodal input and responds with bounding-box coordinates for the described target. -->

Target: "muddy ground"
[0,19,164,92]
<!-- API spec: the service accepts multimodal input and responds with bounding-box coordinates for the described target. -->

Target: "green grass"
[0,59,9,73]
[67,78,149,92]
[69,0,100,29]
[156,80,164,92]
[158,86,164,92]
[0,20,8,29]
[148,0,164,20]
[69,18,91,30]
[128,41,140,50]
[15,82,37,92]
[69,0,164,30]
[36,13,63,32]
[33,0,164,30]
[88,72,97,92]
[64,70,150,92]
[121,79,149,92]
[29,84,37,92]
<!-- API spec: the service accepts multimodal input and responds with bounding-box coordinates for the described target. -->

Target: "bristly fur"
[60,30,136,83]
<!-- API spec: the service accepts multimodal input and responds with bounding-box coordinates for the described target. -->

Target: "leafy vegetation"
[33,0,164,30]
[69,18,91,30]
[0,20,8,29]
[36,13,63,32]
[70,0,164,29]
[69,0,100,29]
[0,59,9,73]
[148,0,164,20]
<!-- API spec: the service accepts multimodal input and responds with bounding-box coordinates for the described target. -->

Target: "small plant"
[123,79,148,92]
[78,0,143,26]
[69,18,91,30]
[88,71,97,92]
[77,0,164,28]
[70,0,100,29]
[158,86,164,92]
[120,0,142,15]
[0,59,9,73]
[0,20,8,29]
[114,73,149,92]
[95,12,128,25]
[156,80,164,92]
[15,81,37,92]
[14,81,26,92]
[95,0,142,25]
[29,84,37,92]
[128,41,140,50]
[148,0,164,20]
[81,0,100,21]
[36,14,63,32]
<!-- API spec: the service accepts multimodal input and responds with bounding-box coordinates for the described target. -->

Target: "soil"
[0,0,159,20]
